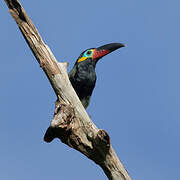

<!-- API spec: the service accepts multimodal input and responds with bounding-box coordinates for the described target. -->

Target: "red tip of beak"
[92,49,110,60]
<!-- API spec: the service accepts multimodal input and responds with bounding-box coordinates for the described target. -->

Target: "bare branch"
[3,1,131,179]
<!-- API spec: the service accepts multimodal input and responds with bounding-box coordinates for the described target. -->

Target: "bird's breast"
[69,64,96,100]
[76,64,96,84]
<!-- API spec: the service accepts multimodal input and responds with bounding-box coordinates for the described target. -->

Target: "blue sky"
[0,0,179,179]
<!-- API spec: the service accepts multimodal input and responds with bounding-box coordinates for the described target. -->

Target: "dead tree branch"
[3,1,131,179]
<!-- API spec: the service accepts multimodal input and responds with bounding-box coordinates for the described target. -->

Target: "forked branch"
[3,1,131,179]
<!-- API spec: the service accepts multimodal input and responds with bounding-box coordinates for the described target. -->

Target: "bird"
[68,43,125,109]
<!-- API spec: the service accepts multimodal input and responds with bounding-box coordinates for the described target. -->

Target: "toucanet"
[69,43,125,109]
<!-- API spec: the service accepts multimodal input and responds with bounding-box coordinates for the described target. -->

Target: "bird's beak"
[92,43,125,60]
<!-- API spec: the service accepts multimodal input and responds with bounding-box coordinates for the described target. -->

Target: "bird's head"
[76,43,125,66]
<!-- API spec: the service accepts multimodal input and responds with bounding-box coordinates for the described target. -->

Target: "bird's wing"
[68,66,76,79]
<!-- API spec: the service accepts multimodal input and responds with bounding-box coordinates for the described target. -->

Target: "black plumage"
[69,57,96,108]
[69,43,125,109]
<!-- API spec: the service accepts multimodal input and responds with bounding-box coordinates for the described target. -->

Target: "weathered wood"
[3,1,131,179]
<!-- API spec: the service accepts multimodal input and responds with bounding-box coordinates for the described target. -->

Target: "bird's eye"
[87,51,92,55]
[83,50,93,57]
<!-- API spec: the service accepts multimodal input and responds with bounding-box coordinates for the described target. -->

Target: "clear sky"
[0,0,179,179]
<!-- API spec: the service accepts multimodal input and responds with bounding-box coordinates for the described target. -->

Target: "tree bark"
[3,1,132,180]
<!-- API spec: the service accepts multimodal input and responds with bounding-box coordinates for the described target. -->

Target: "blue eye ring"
[86,51,92,55]
[84,50,93,57]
